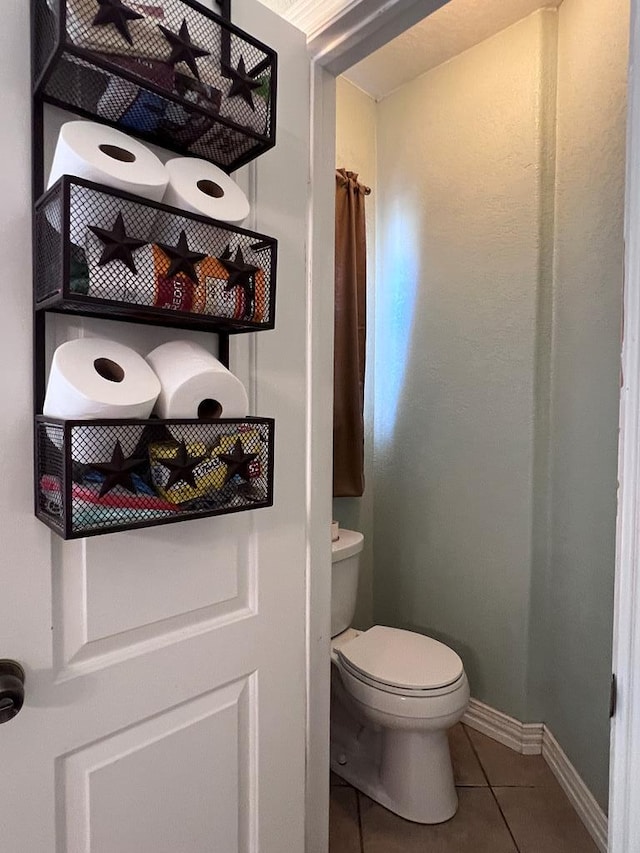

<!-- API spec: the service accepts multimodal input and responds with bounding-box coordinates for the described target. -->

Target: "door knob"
[0,660,25,724]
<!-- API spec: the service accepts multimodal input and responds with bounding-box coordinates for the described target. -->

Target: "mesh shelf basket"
[33,0,277,171]
[35,177,277,332]
[36,416,275,538]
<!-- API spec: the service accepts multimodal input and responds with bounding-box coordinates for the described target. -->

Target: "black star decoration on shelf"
[158,18,210,80]
[157,230,207,284]
[92,441,146,497]
[218,246,259,316]
[91,0,144,46]
[88,212,147,274]
[218,439,258,486]
[222,56,261,110]
[157,442,208,490]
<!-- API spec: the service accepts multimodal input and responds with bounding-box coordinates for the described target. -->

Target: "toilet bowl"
[330,530,470,824]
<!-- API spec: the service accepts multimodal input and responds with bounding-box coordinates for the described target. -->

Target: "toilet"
[330,528,470,824]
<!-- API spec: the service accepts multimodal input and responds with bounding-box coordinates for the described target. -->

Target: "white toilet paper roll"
[44,338,161,420]
[44,338,161,464]
[47,121,169,244]
[146,341,249,440]
[162,157,250,225]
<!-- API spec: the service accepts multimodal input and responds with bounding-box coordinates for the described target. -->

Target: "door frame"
[301,1,639,850]
[609,1,640,850]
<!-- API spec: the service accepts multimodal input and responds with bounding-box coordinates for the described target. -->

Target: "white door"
[0,2,311,851]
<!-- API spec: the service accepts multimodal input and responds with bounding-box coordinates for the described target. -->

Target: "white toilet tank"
[331,529,364,638]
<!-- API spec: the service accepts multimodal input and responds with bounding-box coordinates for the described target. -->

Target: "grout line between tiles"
[456,783,534,788]
[485,785,539,788]
[488,786,523,853]
[461,724,492,784]
[463,725,522,853]
[356,791,365,853]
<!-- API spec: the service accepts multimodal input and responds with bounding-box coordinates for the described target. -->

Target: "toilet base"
[330,669,459,824]
[330,734,458,824]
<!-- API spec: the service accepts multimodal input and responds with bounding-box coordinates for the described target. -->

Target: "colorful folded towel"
[83,470,157,496]
[96,57,175,131]
[72,502,174,530]
[73,483,178,511]
[65,1,270,147]
[39,424,267,529]
[40,474,178,512]
[75,230,268,323]
[119,89,167,133]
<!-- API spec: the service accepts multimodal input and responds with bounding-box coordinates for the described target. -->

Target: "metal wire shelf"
[33,0,277,171]
[36,415,275,538]
[35,176,278,333]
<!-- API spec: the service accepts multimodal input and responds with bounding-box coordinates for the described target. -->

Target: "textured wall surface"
[333,77,377,630]
[538,0,628,810]
[328,0,627,811]
[374,12,550,720]
[345,0,562,99]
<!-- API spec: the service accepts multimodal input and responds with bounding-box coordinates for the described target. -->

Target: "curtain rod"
[337,168,372,196]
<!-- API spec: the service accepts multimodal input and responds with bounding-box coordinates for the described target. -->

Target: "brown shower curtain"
[333,168,369,497]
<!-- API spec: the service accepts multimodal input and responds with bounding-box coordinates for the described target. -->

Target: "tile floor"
[329,724,600,853]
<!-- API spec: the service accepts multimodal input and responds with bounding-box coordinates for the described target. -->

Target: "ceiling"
[258,0,301,16]
[258,0,565,101]
[345,0,564,99]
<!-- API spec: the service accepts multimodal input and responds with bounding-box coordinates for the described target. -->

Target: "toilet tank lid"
[337,625,464,690]
[331,529,364,563]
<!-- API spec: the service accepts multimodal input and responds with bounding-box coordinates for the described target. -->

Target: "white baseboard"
[463,698,544,755]
[462,698,608,852]
[542,727,608,853]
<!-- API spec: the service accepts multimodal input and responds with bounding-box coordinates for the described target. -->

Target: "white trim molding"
[543,728,608,853]
[609,3,640,851]
[300,0,450,76]
[305,62,337,853]
[463,699,543,755]
[285,0,360,38]
[463,700,608,852]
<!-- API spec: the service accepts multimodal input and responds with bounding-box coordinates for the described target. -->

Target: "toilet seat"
[336,625,464,697]
[338,655,466,698]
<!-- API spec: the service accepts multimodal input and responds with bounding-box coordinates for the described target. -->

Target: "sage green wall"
[333,77,377,630]
[374,11,550,722]
[371,0,626,810]
[332,0,626,810]
[531,0,628,809]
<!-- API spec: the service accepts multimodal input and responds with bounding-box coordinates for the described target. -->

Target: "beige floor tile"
[329,787,361,853]
[465,726,556,787]
[359,788,517,853]
[494,783,599,853]
[449,724,487,786]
